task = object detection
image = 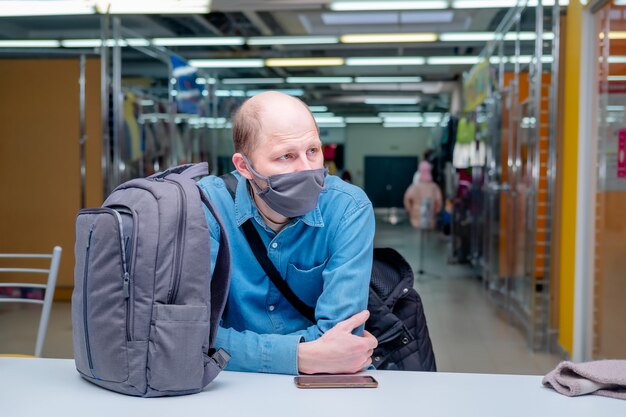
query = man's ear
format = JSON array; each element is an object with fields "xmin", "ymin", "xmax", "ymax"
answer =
[{"xmin": 232, "ymin": 153, "xmax": 253, "ymax": 180}]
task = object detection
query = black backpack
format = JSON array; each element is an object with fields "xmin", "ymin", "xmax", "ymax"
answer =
[{"xmin": 367, "ymin": 248, "xmax": 436, "ymax": 372}]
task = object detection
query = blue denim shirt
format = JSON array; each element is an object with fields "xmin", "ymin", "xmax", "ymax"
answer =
[{"xmin": 198, "ymin": 171, "xmax": 374, "ymax": 375}]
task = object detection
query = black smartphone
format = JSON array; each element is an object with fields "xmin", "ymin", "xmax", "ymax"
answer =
[{"xmin": 294, "ymin": 374, "xmax": 378, "ymax": 389}]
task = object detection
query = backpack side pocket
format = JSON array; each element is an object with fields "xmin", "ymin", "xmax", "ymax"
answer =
[{"xmin": 147, "ymin": 304, "xmax": 209, "ymax": 392}]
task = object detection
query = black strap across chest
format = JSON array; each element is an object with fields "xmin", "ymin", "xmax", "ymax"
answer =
[{"xmin": 221, "ymin": 173, "xmax": 316, "ymax": 322}]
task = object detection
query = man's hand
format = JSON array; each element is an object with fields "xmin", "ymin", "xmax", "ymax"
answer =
[{"xmin": 297, "ymin": 310, "xmax": 378, "ymax": 374}]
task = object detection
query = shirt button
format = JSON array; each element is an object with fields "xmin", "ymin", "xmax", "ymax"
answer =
[
  {"xmin": 268, "ymin": 305, "xmax": 275, "ymax": 312},
  {"xmin": 271, "ymin": 242, "xmax": 278, "ymax": 249}
]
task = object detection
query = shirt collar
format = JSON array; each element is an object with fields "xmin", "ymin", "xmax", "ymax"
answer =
[{"xmin": 231, "ymin": 171, "xmax": 324, "ymax": 229}]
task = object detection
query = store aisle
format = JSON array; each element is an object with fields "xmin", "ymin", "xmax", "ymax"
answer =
[
  {"xmin": 374, "ymin": 218, "xmax": 564, "ymax": 375},
  {"xmin": 1, "ymin": 218, "xmax": 563, "ymax": 375}
]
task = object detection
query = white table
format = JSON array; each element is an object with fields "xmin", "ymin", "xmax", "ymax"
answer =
[{"xmin": 1, "ymin": 358, "xmax": 624, "ymax": 416}]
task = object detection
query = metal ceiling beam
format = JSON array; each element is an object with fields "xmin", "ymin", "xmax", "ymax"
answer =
[{"xmin": 242, "ymin": 11, "xmax": 274, "ymax": 36}]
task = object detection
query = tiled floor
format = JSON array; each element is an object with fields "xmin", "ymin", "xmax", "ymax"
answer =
[{"xmin": 0, "ymin": 217, "xmax": 564, "ymax": 375}]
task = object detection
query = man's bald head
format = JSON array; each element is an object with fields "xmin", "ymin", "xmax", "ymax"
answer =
[{"xmin": 232, "ymin": 91, "xmax": 318, "ymax": 156}]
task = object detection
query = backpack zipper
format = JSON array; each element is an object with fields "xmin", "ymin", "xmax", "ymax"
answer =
[
  {"xmin": 83, "ymin": 223, "xmax": 96, "ymax": 376},
  {"xmin": 165, "ymin": 179, "xmax": 186, "ymax": 304},
  {"xmin": 111, "ymin": 209, "xmax": 132, "ymax": 341},
  {"xmin": 123, "ymin": 235, "xmax": 135, "ymax": 341}
]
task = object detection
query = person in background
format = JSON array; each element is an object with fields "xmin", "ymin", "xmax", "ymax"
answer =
[
  {"xmin": 198, "ymin": 91, "xmax": 377, "ymax": 375},
  {"xmin": 404, "ymin": 160, "xmax": 443, "ymax": 230}
]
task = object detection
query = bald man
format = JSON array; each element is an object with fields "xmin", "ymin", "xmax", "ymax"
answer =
[{"xmin": 198, "ymin": 92, "xmax": 377, "ymax": 375}]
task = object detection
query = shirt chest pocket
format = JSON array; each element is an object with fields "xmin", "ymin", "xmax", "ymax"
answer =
[{"xmin": 285, "ymin": 260, "xmax": 327, "ymax": 308}]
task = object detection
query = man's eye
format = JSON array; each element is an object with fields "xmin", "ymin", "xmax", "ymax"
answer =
[
  {"xmin": 308, "ymin": 148, "xmax": 319, "ymax": 155},
  {"xmin": 278, "ymin": 154, "xmax": 291, "ymax": 160}
]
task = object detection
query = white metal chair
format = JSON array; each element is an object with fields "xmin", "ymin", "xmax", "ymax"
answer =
[{"xmin": 0, "ymin": 246, "xmax": 62, "ymax": 357}]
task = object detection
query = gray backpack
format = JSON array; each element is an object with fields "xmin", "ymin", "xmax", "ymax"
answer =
[{"xmin": 71, "ymin": 163, "xmax": 231, "ymax": 397}]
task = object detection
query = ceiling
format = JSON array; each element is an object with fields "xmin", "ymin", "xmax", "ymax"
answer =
[{"xmin": 0, "ymin": 1, "xmax": 548, "ymax": 118}]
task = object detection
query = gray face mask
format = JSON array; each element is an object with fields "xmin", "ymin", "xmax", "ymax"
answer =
[{"xmin": 243, "ymin": 156, "xmax": 327, "ymax": 218}]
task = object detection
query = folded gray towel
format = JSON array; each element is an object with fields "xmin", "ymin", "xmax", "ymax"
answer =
[{"xmin": 542, "ymin": 360, "xmax": 626, "ymax": 400}]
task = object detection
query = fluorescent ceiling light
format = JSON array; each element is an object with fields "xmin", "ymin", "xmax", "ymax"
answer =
[
  {"xmin": 322, "ymin": 11, "xmax": 453, "ymax": 25},
  {"xmin": 287, "ymin": 77, "xmax": 353, "ymax": 84},
  {"xmin": 341, "ymin": 33, "xmax": 437, "ymax": 43},
  {"xmin": 61, "ymin": 39, "xmax": 104, "ymax": 48},
  {"xmin": 330, "ymin": 1, "xmax": 448, "ymax": 11},
  {"xmin": 607, "ymin": 105, "xmax": 625, "ymax": 111},
  {"xmin": 0, "ymin": 0, "xmax": 212, "ymax": 16},
  {"xmin": 186, "ymin": 117, "xmax": 228, "ymax": 125},
  {"xmin": 403, "ymin": 11, "xmax": 453, "ymax": 23},
  {"xmin": 346, "ymin": 57, "xmax": 426, "ymax": 66},
  {"xmin": 248, "ymin": 36, "xmax": 339, "ymax": 45},
  {"xmin": 322, "ymin": 12, "xmax": 399, "ymax": 25},
  {"xmin": 153, "ymin": 37, "xmax": 244, "ymax": 46},
  {"xmin": 309, "ymin": 106, "xmax": 328, "ymax": 112},
  {"xmin": 0, "ymin": 1, "xmax": 94, "ymax": 16},
  {"xmin": 61, "ymin": 38, "xmax": 147, "ymax": 48},
  {"xmin": 427, "ymin": 56, "xmax": 480, "ymax": 65},
  {"xmin": 265, "ymin": 58, "xmax": 344, "ymax": 67},
  {"xmin": 490, "ymin": 55, "xmax": 553, "ymax": 64},
  {"xmin": 195, "ymin": 77, "xmax": 217, "ymax": 85},
  {"xmin": 318, "ymin": 123, "xmax": 347, "ymax": 128},
  {"xmin": 365, "ymin": 97, "xmax": 420, "ymax": 105},
  {"xmin": 424, "ymin": 112, "xmax": 444, "ymax": 122},
  {"xmin": 341, "ymin": 83, "xmax": 424, "ymax": 91},
  {"xmin": 608, "ymin": 76, "xmax": 626, "ymax": 81},
  {"xmin": 504, "ymin": 32, "xmax": 537, "ymax": 41},
  {"xmin": 187, "ymin": 118, "xmax": 232, "ymax": 128},
  {"xmin": 314, "ymin": 116, "xmax": 345, "ymax": 123},
  {"xmin": 509, "ymin": 55, "xmax": 532, "ymax": 64},
  {"xmin": 189, "ymin": 59, "xmax": 264, "ymax": 68},
  {"xmin": 345, "ymin": 117, "xmax": 382, "ymax": 124},
  {"xmin": 246, "ymin": 89, "xmax": 304, "ymax": 97},
  {"xmin": 452, "ymin": 0, "xmax": 516, "ymax": 8},
  {"xmin": 608, "ymin": 56, "xmax": 626, "ymax": 64},
  {"xmin": 222, "ymin": 78, "xmax": 285, "ymax": 85},
  {"xmin": 528, "ymin": 0, "xmax": 569, "ymax": 5},
  {"xmin": 440, "ymin": 32, "xmax": 496, "ymax": 42},
  {"xmin": 215, "ymin": 90, "xmax": 246, "ymax": 97},
  {"xmin": 355, "ymin": 76, "xmax": 422, "ymax": 83},
  {"xmin": 95, "ymin": 0, "xmax": 211, "ymax": 14},
  {"xmin": 126, "ymin": 38, "xmax": 150, "ymax": 46},
  {"xmin": 383, "ymin": 123, "xmax": 421, "ymax": 128},
  {"xmin": 383, "ymin": 116, "xmax": 424, "ymax": 123},
  {"xmin": 0, "ymin": 40, "xmax": 61, "ymax": 48},
  {"xmin": 311, "ymin": 113, "xmax": 335, "ymax": 117},
  {"xmin": 379, "ymin": 112, "xmax": 423, "ymax": 117}
]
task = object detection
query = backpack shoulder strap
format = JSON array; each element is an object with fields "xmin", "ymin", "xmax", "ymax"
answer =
[
  {"xmin": 221, "ymin": 172, "xmax": 238, "ymax": 200},
  {"xmin": 197, "ymin": 185, "xmax": 231, "ymax": 347},
  {"xmin": 220, "ymin": 173, "xmax": 316, "ymax": 323}
]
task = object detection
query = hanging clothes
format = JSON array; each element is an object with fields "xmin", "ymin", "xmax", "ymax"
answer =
[
  {"xmin": 123, "ymin": 92, "xmax": 142, "ymax": 162},
  {"xmin": 456, "ymin": 116, "xmax": 476, "ymax": 144}
]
